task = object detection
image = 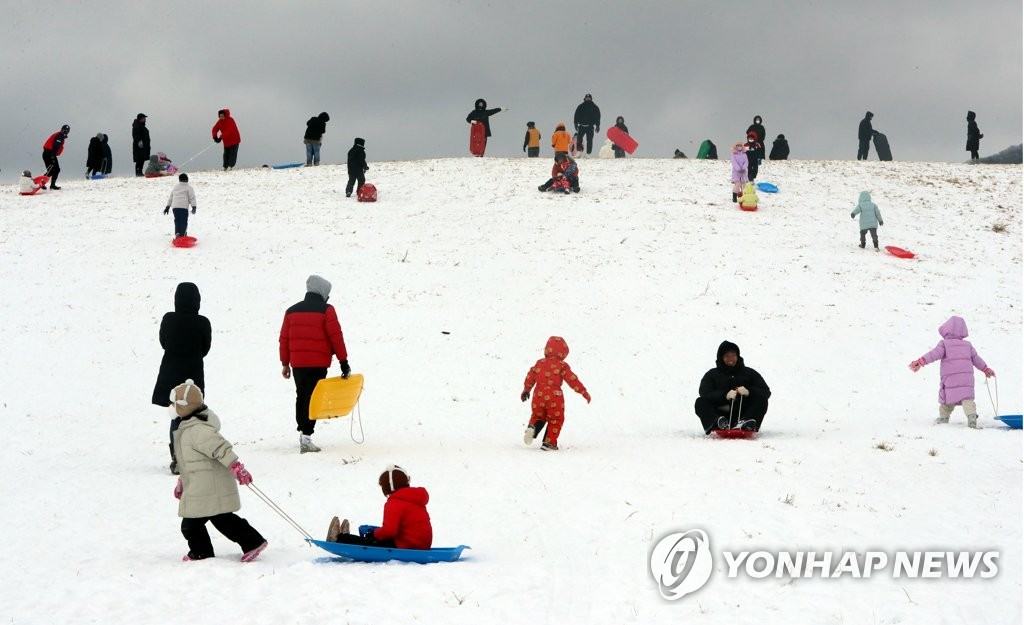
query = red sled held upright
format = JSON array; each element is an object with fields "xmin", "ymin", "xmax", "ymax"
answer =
[
  {"xmin": 357, "ymin": 183, "xmax": 377, "ymax": 202},
  {"xmin": 606, "ymin": 127, "xmax": 638, "ymax": 155},
  {"xmin": 469, "ymin": 122, "xmax": 486, "ymax": 157}
]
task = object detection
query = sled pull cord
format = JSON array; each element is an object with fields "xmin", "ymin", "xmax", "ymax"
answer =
[{"xmin": 246, "ymin": 483, "xmax": 314, "ymax": 541}]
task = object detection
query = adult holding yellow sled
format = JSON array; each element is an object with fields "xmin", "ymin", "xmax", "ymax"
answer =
[{"xmin": 279, "ymin": 275, "xmax": 351, "ymax": 453}]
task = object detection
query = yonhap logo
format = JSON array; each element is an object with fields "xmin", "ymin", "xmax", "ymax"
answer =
[{"xmin": 649, "ymin": 529, "xmax": 714, "ymax": 600}]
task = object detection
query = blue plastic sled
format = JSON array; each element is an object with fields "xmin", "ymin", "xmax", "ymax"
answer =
[
  {"xmin": 996, "ymin": 415, "xmax": 1022, "ymax": 429},
  {"xmin": 272, "ymin": 162, "xmax": 304, "ymax": 169},
  {"xmin": 90, "ymin": 174, "xmax": 108, "ymax": 180},
  {"xmin": 756, "ymin": 182, "xmax": 778, "ymax": 193},
  {"xmin": 306, "ymin": 538, "xmax": 471, "ymax": 563}
]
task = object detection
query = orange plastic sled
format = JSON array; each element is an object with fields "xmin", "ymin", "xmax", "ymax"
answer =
[{"xmin": 309, "ymin": 373, "xmax": 364, "ymax": 420}]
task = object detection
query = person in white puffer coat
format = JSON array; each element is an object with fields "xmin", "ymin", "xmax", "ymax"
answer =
[
  {"xmin": 171, "ymin": 380, "xmax": 267, "ymax": 562},
  {"xmin": 164, "ymin": 173, "xmax": 197, "ymax": 238}
]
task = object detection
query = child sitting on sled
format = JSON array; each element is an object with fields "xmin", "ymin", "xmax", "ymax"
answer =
[
  {"xmin": 18, "ymin": 170, "xmax": 48, "ymax": 195},
  {"xmin": 326, "ymin": 465, "xmax": 433, "ymax": 549},
  {"xmin": 521, "ymin": 336, "xmax": 591, "ymax": 450},
  {"xmin": 909, "ymin": 315, "xmax": 995, "ymax": 429},
  {"xmin": 145, "ymin": 152, "xmax": 176, "ymax": 177},
  {"xmin": 538, "ymin": 154, "xmax": 579, "ymax": 194},
  {"xmin": 739, "ymin": 182, "xmax": 759, "ymax": 210}
]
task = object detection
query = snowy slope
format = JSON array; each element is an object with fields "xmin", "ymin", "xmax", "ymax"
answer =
[{"xmin": 0, "ymin": 157, "xmax": 1021, "ymax": 624}]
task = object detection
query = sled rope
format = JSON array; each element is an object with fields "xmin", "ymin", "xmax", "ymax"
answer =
[
  {"xmin": 985, "ymin": 377, "xmax": 998, "ymax": 417},
  {"xmin": 176, "ymin": 141, "xmax": 217, "ymax": 172},
  {"xmin": 350, "ymin": 396, "xmax": 366, "ymax": 444},
  {"xmin": 727, "ymin": 395, "xmax": 744, "ymax": 430},
  {"xmin": 246, "ymin": 483, "xmax": 313, "ymax": 541}
]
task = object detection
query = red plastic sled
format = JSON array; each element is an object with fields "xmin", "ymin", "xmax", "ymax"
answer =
[
  {"xmin": 172, "ymin": 236, "xmax": 197, "ymax": 248},
  {"xmin": 606, "ymin": 127, "xmax": 638, "ymax": 155},
  {"xmin": 885, "ymin": 246, "xmax": 915, "ymax": 259},
  {"xmin": 469, "ymin": 122, "xmax": 486, "ymax": 156},
  {"xmin": 739, "ymin": 204, "xmax": 758, "ymax": 212},
  {"xmin": 357, "ymin": 183, "xmax": 377, "ymax": 202},
  {"xmin": 712, "ymin": 429, "xmax": 757, "ymax": 439}
]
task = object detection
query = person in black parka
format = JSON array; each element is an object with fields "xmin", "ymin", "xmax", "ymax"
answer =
[
  {"xmin": 152, "ymin": 282, "xmax": 212, "ymax": 474},
  {"xmin": 466, "ymin": 98, "xmax": 506, "ymax": 156},
  {"xmin": 304, "ymin": 112, "xmax": 330, "ymax": 166},
  {"xmin": 694, "ymin": 341, "xmax": 771, "ymax": 434},
  {"xmin": 746, "ymin": 115, "xmax": 766, "ymax": 164},
  {"xmin": 346, "ymin": 137, "xmax": 369, "ymax": 197},
  {"xmin": 100, "ymin": 133, "xmax": 112, "ymax": 174},
  {"xmin": 573, "ymin": 94, "xmax": 601, "ymax": 155},
  {"xmin": 86, "ymin": 134, "xmax": 104, "ymax": 177},
  {"xmin": 132, "ymin": 113, "xmax": 151, "ymax": 176},
  {"xmin": 857, "ymin": 111, "xmax": 874, "ymax": 160},
  {"xmin": 768, "ymin": 134, "xmax": 790, "ymax": 160},
  {"xmin": 966, "ymin": 111, "xmax": 982, "ymax": 161}
]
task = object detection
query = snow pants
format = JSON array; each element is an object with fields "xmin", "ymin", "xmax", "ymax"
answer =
[
  {"xmin": 172, "ymin": 208, "xmax": 189, "ymax": 237},
  {"xmin": 346, "ymin": 172, "xmax": 365, "ymax": 196},
  {"xmin": 577, "ymin": 125, "xmax": 595, "ymax": 154},
  {"xmin": 42, "ymin": 150, "xmax": 60, "ymax": 187},
  {"xmin": 293, "ymin": 367, "xmax": 328, "ymax": 436},
  {"xmin": 530, "ymin": 394, "xmax": 567, "ymax": 446},
  {"xmin": 859, "ymin": 228, "xmax": 878, "ymax": 249},
  {"xmin": 694, "ymin": 395, "xmax": 768, "ymax": 434},
  {"xmin": 181, "ymin": 513, "xmax": 265, "ymax": 559},
  {"xmin": 222, "ymin": 144, "xmax": 239, "ymax": 169}
]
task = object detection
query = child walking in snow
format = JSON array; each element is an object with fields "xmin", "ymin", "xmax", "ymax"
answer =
[
  {"xmin": 325, "ymin": 465, "xmax": 432, "ymax": 549},
  {"xmin": 521, "ymin": 336, "xmax": 591, "ymax": 450},
  {"xmin": 171, "ymin": 380, "xmax": 268, "ymax": 561},
  {"xmin": 164, "ymin": 173, "xmax": 197, "ymax": 238},
  {"xmin": 851, "ymin": 191, "xmax": 883, "ymax": 250},
  {"xmin": 730, "ymin": 142, "xmax": 748, "ymax": 202},
  {"xmin": 909, "ymin": 315, "xmax": 995, "ymax": 429}
]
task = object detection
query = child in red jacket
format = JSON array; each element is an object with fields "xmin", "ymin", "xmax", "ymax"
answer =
[
  {"xmin": 521, "ymin": 336, "xmax": 591, "ymax": 450},
  {"xmin": 326, "ymin": 465, "xmax": 432, "ymax": 549}
]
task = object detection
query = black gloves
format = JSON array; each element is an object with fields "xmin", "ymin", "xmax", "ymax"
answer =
[
  {"xmin": 340, "ymin": 360, "xmax": 351, "ymax": 379},
  {"xmin": 163, "ymin": 206, "xmax": 170, "ymax": 215},
  {"xmin": 213, "ymin": 136, "xmax": 222, "ymax": 143},
  {"xmin": 191, "ymin": 207, "xmax": 197, "ymax": 215},
  {"xmin": 520, "ymin": 390, "xmax": 530, "ymax": 402}
]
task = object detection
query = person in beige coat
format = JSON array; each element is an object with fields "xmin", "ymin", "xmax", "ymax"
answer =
[{"xmin": 171, "ymin": 380, "xmax": 267, "ymax": 562}]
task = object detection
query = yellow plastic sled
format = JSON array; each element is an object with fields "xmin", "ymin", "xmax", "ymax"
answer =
[{"xmin": 309, "ymin": 374, "xmax": 364, "ymax": 420}]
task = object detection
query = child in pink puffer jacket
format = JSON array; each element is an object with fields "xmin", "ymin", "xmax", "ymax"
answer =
[{"xmin": 909, "ymin": 315, "xmax": 995, "ymax": 429}]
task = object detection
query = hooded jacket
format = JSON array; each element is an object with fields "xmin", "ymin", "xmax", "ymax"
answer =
[
  {"xmin": 100, "ymin": 134, "xmax": 112, "ymax": 173},
  {"xmin": 304, "ymin": 112, "xmax": 330, "ymax": 143},
  {"xmin": 966, "ymin": 111, "xmax": 981, "ymax": 151},
  {"xmin": 730, "ymin": 145, "xmax": 749, "ymax": 183},
  {"xmin": 347, "ymin": 140, "xmax": 368, "ymax": 176},
  {"xmin": 132, "ymin": 118, "xmax": 151, "ymax": 162},
  {"xmin": 371, "ymin": 486, "xmax": 433, "ymax": 549},
  {"xmin": 697, "ymin": 341, "xmax": 771, "ymax": 406},
  {"xmin": 152, "ymin": 283, "xmax": 212, "ymax": 406},
  {"xmin": 279, "ymin": 276, "xmax": 349, "ymax": 368},
  {"xmin": 858, "ymin": 113, "xmax": 874, "ymax": 141},
  {"xmin": 212, "ymin": 109, "xmax": 241, "ymax": 147},
  {"xmin": 851, "ymin": 191, "xmax": 882, "ymax": 229},
  {"xmin": 173, "ymin": 408, "xmax": 242, "ymax": 518},
  {"xmin": 919, "ymin": 316, "xmax": 989, "ymax": 404},
  {"xmin": 523, "ymin": 336, "xmax": 589, "ymax": 403},
  {"xmin": 768, "ymin": 135, "xmax": 789, "ymax": 160},
  {"xmin": 551, "ymin": 124, "xmax": 572, "ymax": 152},
  {"xmin": 466, "ymin": 98, "xmax": 502, "ymax": 137},
  {"xmin": 86, "ymin": 135, "xmax": 104, "ymax": 172}
]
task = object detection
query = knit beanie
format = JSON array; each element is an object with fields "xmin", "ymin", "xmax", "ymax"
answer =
[{"xmin": 170, "ymin": 379, "xmax": 204, "ymax": 417}]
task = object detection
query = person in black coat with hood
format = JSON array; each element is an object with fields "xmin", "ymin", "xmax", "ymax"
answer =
[
  {"xmin": 768, "ymin": 134, "xmax": 790, "ymax": 160},
  {"xmin": 100, "ymin": 133, "xmax": 112, "ymax": 174},
  {"xmin": 466, "ymin": 98, "xmax": 506, "ymax": 156},
  {"xmin": 152, "ymin": 282, "xmax": 212, "ymax": 474},
  {"xmin": 746, "ymin": 115, "xmax": 766, "ymax": 164},
  {"xmin": 304, "ymin": 112, "xmax": 330, "ymax": 166},
  {"xmin": 857, "ymin": 112, "xmax": 874, "ymax": 160},
  {"xmin": 573, "ymin": 94, "xmax": 601, "ymax": 155},
  {"xmin": 965, "ymin": 111, "xmax": 983, "ymax": 161},
  {"xmin": 86, "ymin": 134, "xmax": 104, "ymax": 177},
  {"xmin": 346, "ymin": 138, "xmax": 368, "ymax": 197},
  {"xmin": 694, "ymin": 340, "xmax": 771, "ymax": 434},
  {"xmin": 132, "ymin": 113, "xmax": 151, "ymax": 176}
]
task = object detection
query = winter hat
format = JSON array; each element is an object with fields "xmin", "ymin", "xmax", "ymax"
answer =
[
  {"xmin": 475, "ymin": 98, "xmax": 487, "ymax": 109},
  {"xmin": 526, "ymin": 121, "xmax": 535, "ymax": 128},
  {"xmin": 746, "ymin": 131, "xmax": 757, "ymax": 141},
  {"xmin": 318, "ymin": 112, "xmax": 330, "ymax": 122},
  {"xmin": 61, "ymin": 124, "xmax": 70, "ymax": 134},
  {"xmin": 865, "ymin": 111, "xmax": 873, "ymax": 119},
  {"xmin": 306, "ymin": 274, "xmax": 332, "ymax": 300},
  {"xmin": 22, "ymin": 170, "xmax": 31, "ymax": 177},
  {"xmin": 378, "ymin": 465, "xmax": 411, "ymax": 495},
  {"xmin": 556, "ymin": 122, "xmax": 566, "ymax": 130},
  {"xmin": 170, "ymin": 379, "xmax": 204, "ymax": 417},
  {"xmin": 584, "ymin": 94, "xmax": 593, "ymax": 101},
  {"xmin": 776, "ymin": 134, "xmax": 786, "ymax": 140},
  {"xmin": 95, "ymin": 133, "xmax": 104, "ymax": 140},
  {"xmin": 136, "ymin": 113, "xmax": 147, "ymax": 120},
  {"xmin": 354, "ymin": 138, "xmax": 365, "ymax": 146},
  {"xmin": 178, "ymin": 173, "xmax": 189, "ymax": 182}
]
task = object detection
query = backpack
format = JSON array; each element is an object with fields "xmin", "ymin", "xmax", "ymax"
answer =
[{"xmin": 357, "ymin": 183, "xmax": 377, "ymax": 202}]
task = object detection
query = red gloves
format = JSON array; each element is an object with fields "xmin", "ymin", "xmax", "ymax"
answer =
[
  {"xmin": 174, "ymin": 478, "xmax": 183, "ymax": 500},
  {"xmin": 984, "ymin": 368, "xmax": 996, "ymax": 378},
  {"xmin": 909, "ymin": 358, "xmax": 926, "ymax": 372},
  {"xmin": 231, "ymin": 461, "xmax": 253, "ymax": 486}
]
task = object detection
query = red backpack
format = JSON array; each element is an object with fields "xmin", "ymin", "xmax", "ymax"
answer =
[{"xmin": 357, "ymin": 183, "xmax": 377, "ymax": 202}]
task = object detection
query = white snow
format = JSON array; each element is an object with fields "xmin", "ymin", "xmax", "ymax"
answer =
[{"xmin": 1, "ymin": 157, "xmax": 1021, "ymax": 624}]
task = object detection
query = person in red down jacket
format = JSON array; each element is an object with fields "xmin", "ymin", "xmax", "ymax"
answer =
[
  {"xmin": 325, "ymin": 465, "xmax": 433, "ymax": 550},
  {"xmin": 279, "ymin": 274, "xmax": 351, "ymax": 453},
  {"xmin": 211, "ymin": 108, "xmax": 241, "ymax": 170},
  {"xmin": 520, "ymin": 336, "xmax": 591, "ymax": 450}
]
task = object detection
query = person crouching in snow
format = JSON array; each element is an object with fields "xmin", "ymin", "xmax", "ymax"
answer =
[
  {"xmin": 521, "ymin": 336, "xmax": 591, "ymax": 450},
  {"xmin": 851, "ymin": 191, "xmax": 883, "ymax": 250},
  {"xmin": 730, "ymin": 142, "xmax": 748, "ymax": 203},
  {"xmin": 164, "ymin": 173, "xmax": 197, "ymax": 238},
  {"xmin": 909, "ymin": 315, "xmax": 994, "ymax": 429},
  {"xmin": 694, "ymin": 341, "xmax": 771, "ymax": 434},
  {"xmin": 326, "ymin": 465, "xmax": 433, "ymax": 549},
  {"xmin": 171, "ymin": 380, "xmax": 268, "ymax": 562}
]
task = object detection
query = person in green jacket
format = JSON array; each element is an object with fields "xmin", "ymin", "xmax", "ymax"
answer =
[
  {"xmin": 851, "ymin": 191, "xmax": 883, "ymax": 251},
  {"xmin": 171, "ymin": 380, "xmax": 268, "ymax": 562}
]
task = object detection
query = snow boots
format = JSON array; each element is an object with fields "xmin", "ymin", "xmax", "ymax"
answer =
[
  {"xmin": 240, "ymin": 540, "xmax": 269, "ymax": 563},
  {"xmin": 541, "ymin": 442, "xmax": 558, "ymax": 451},
  {"xmin": 523, "ymin": 425, "xmax": 536, "ymax": 445},
  {"xmin": 967, "ymin": 414, "xmax": 980, "ymax": 429},
  {"xmin": 327, "ymin": 516, "xmax": 350, "ymax": 542},
  {"xmin": 300, "ymin": 434, "xmax": 321, "ymax": 454}
]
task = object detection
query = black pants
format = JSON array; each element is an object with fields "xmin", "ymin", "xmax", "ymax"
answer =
[
  {"xmin": 614, "ymin": 147, "xmax": 625, "ymax": 158},
  {"xmin": 293, "ymin": 367, "xmax": 328, "ymax": 435},
  {"xmin": 694, "ymin": 395, "xmax": 768, "ymax": 434},
  {"xmin": 859, "ymin": 228, "xmax": 878, "ymax": 248},
  {"xmin": 969, "ymin": 149, "xmax": 979, "ymax": 160},
  {"xmin": 346, "ymin": 172, "xmax": 365, "ymax": 196},
  {"xmin": 135, "ymin": 159, "xmax": 146, "ymax": 176},
  {"xmin": 747, "ymin": 159, "xmax": 759, "ymax": 181},
  {"xmin": 577, "ymin": 125, "xmax": 595, "ymax": 154},
  {"xmin": 223, "ymin": 144, "xmax": 239, "ymax": 169},
  {"xmin": 42, "ymin": 150, "xmax": 60, "ymax": 186},
  {"xmin": 527, "ymin": 147, "xmax": 539, "ymax": 157},
  {"xmin": 172, "ymin": 208, "xmax": 189, "ymax": 237},
  {"xmin": 331, "ymin": 533, "xmax": 396, "ymax": 548},
  {"xmin": 181, "ymin": 513, "xmax": 265, "ymax": 558},
  {"xmin": 857, "ymin": 139, "xmax": 870, "ymax": 160}
]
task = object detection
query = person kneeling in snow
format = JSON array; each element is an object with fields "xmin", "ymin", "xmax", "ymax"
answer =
[
  {"xmin": 326, "ymin": 465, "xmax": 433, "ymax": 549},
  {"xmin": 171, "ymin": 380, "xmax": 268, "ymax": 562},
  {"xmin": 694, "ymin": 341, "xmax": 771, "ymax": 434}
]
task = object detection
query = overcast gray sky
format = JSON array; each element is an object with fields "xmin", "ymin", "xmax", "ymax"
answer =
[{"xmin": 1, "ymin": 1, "xmax": 1021, "ymax": 182}]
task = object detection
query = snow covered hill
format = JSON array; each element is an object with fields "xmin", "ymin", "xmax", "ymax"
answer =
[{"xmin": 1, "ymin": 157, "xmax": 1021, "ymax": 624}]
